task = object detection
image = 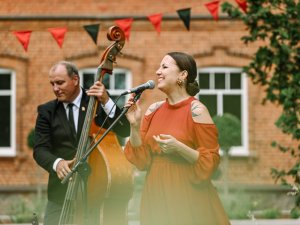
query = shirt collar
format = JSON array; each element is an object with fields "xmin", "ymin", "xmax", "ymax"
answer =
[{"xmin": 63, "ymin": 88, "xmax": 83, "ymax": 110}]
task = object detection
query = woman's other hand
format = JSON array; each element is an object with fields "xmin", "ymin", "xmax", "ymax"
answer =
[{"xmin": 153, "ymin": 134, "xmax": 180, "ymax": 154}]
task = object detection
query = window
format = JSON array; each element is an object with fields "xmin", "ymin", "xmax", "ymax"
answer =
[
  {"xmin": 197, "ymin": 67, "xmax": 249, "ymax": 156},
  {"xmin": 79, "ymin": 68, "xmax": 132, "ymax": 145},
  {"xmin": 79, "ymin": 68, "xmax": 132, "ymax": 109},
  {"xmin": 0, "ymin": 69, "xmax": 16, "ymax": 157}
]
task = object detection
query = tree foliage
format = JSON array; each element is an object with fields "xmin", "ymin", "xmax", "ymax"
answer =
[{"xmin": 221, "ymin": 0, "xmax": 300, "ymax": 202}]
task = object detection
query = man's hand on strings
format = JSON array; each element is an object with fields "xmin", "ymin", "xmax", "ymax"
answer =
[
  {"xmin": 56, "ymin": 159, "xmax": 75, "ymax": 180},
  {"xmin": 86, "ymin": 81, "xmax": 109, "ymax": 105}
]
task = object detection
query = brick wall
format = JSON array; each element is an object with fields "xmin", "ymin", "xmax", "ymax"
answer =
[{"xmin": 0, "ymin": 0, "xmax": 297, "ymax": 190}]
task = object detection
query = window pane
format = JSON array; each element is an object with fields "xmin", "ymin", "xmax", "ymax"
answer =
[
  {"xmin": 230, "ymin": 73, "xmax": 241, "ymax": 89},
  {"xmin": 223, "ymin": 95, "xmax": 241, "ymax": 121},
  {"xmin": 83, "ymin": 73, "xmax": 95, "ymax": 89},
  {"xmin": 0, "ymin": 74, "xmax": 11, "ymax": 90},
  {"xmin": 199, "ymin": 73, "xmax": 209, "ymax": 89},
  {"xmin": 115, "ymin": 73, "xmax": 126, "ymax": 89},
  {"xmin": 215, "ymin": 73, "xmax": 225, "ymax": 89},
  {"xmin": 0, "ymin": 96, "xmax": 11, "ymax": 147},
  {"xmin": 223, "ymin": 95, "xmax": 242, "ymax": 145},
  {"xmin": 199, "ymin": 95, "xmax": 217, "ymax": 117}
]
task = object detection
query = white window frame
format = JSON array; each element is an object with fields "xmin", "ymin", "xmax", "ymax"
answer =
[
  {"xmin": 197, "ymin": 67, "xmax": 249, "ymax": 156},
  {"xmin": 79, "ymin": 68, "xmax": 132, "ymax": 93},
  {"xmin": 0, "ymin": 69, "xmax": 16, "ymax": 157},
  {"xmin": 79, "ymin": 67, "xmax": 132, "ymax": 112}
]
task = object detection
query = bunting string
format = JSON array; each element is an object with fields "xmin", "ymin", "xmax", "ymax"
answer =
[{"xmin": 8, "ymin": 1, "xmax": 247, "ymax": 51}]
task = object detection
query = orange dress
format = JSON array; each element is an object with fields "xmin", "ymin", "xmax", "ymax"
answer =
[{"xmin": 124, "ymin": 97, "xmax": 231, "ymax": 225}]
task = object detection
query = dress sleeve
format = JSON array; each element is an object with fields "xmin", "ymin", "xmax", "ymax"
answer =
[
  {"xmin": 124, "ymin": 141, "xmax": 151, "ymax": 171},
  {"xmin": 124, "ymin": 114, "xmax": 153, "ymax": 171},
  {"xmin": 190, "ymin": 123, "xmax": 220, "ymax": 183}
]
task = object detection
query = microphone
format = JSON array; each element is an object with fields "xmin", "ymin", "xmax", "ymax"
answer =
[{"xmin": 121, "ymin": 80, "xmax": 155, "ymax": 95}]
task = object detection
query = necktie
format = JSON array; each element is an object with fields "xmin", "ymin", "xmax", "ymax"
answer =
[{"xmin": 67, "ymin": 103, "xmax": 76, "ymax": 137}]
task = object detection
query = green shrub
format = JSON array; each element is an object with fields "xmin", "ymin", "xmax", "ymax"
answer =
[
  {"xmin": 220, "ymin": 191, "xmax": 257, "ymax": 219},
  {"xmin": 9, "ymin": 195, "xmax": 45, "ymax": 223},
  {"xmin": 290, "ymin": 207, "xmax": 300, "ymax": 219},
  {"xmin": 212, "ymin": 113, "xmax": 241, "ymax": 153},
  {"xmin": 260, "ymin": 208, "xmax": 281, "ymax": 219},
  {"xmin": 27, "ymin": 128, "xmax": 35, "ymax": 149}
]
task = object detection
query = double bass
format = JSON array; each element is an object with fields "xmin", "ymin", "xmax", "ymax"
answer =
[{"xmin": 58, "ymin": 26, "xmax": 134, "ymax": 225}]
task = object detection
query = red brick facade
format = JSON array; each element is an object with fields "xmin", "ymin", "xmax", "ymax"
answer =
[{"xmin": 0, "ymin": 0, "xmax": 296, "ymax": 191}]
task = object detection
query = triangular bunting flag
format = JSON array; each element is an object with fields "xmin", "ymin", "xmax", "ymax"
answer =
[
  {"xmin": 48, "ymin": 27, "xmax": 67, "ymax": 48},
  {"xmin": 115, "ymin": 18, "xmax": 133, "ymax": 41},
  {"xmin": 147, "ymin": 13, "xmax": 163, "ymax": 35},
  {"xmin": 83, "ymin": 24, "xmax": 100, "ymax": 45},
  {"xmin": 176, "ymin": 8, "xmax": 191, "ymax": 31},
  {"xmin": 205, "ymin": 1, "xmax": 220, "ymax": 21},
  {"xmin": 235, "ymin": 0, "xmax": 247, "ymax": 13},
  {"xmin": 13, "ymin": 30, "xmax": 32, "ymax": 51}
]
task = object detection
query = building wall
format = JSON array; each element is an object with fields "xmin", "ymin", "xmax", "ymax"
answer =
[{"xmin": 0, "ymin": 0, "xmax": 296, "ymax": 190}]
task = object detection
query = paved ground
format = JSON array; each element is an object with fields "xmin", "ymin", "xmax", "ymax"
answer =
[
  {"xmin": 230, "ymin": 219, "xmax": 300, "ymax": 225},
  {"xmin": 128, "ymin": 219, "xmax": 300, "ymax": 225},
  {"xmin": 2, "ymin": 219, "xmax": 300, "ymax": 225},
  {"xmin": 127, "ymin": 220, "xmax": 300, "ymax": 225}
]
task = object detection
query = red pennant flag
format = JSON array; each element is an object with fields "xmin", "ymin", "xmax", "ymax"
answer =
[
  {"xmin": 115, "ymin": 18, "xmax": 133, "ymax": 41},
  {"xmin": 205, "ymin": 1, "xmax": 220, "ymax": 21},
  {"xmin": 13, "ymin": 30, "xmax": 32, "ymax": 51},
  {"xmin": 147, "ymin": 13, "xmax": 163, "ymax": 35},
  {"xmin": 48, "ymin": 27, "xmax": 67, "ymax": 48},
  {"xmin": 235, "ymin": 0, "xmax": 247, "ymax": 13}
]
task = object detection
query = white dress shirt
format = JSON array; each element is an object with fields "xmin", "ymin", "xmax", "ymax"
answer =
[{"xmin": 53, "ymin": 89, "xmax": 116, "ymax": 171}]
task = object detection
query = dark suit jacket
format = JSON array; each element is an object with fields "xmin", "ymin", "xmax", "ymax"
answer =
[{"xmin": 33, "ymin": 90, "xmax": 130, "ymax": 204}]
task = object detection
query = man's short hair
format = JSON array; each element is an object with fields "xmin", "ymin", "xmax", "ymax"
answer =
[{"xmin": 50, "ymin": 61, "xmax": 79, "ymax": 78}]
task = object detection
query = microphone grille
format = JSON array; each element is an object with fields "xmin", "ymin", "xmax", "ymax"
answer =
[{"xmin": 147, "ymin": 80, "xmax": 155, "ymax": 89}]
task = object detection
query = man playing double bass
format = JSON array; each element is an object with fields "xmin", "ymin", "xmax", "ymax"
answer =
[{"xmin": 33, "ymin": 61, "xmax": 130, "ymax": 225}]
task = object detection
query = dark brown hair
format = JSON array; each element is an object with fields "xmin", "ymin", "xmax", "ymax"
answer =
[{"xmin": 167, "ymin": 52, "xmax": 200, "ymax": 96}]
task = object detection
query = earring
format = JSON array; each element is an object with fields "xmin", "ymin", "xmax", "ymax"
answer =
[{"xmin": 176, "ymin": 78, "xmax": 184, "ymax": 87}]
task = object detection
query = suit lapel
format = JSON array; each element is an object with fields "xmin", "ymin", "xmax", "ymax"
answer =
[
  {"xmin": 77, "ymin": 90, "xmax": 89, "ymax": 139},
  {"xmin": 55, "ymin": 90, "xmax": 90, "ymax": 143}
]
